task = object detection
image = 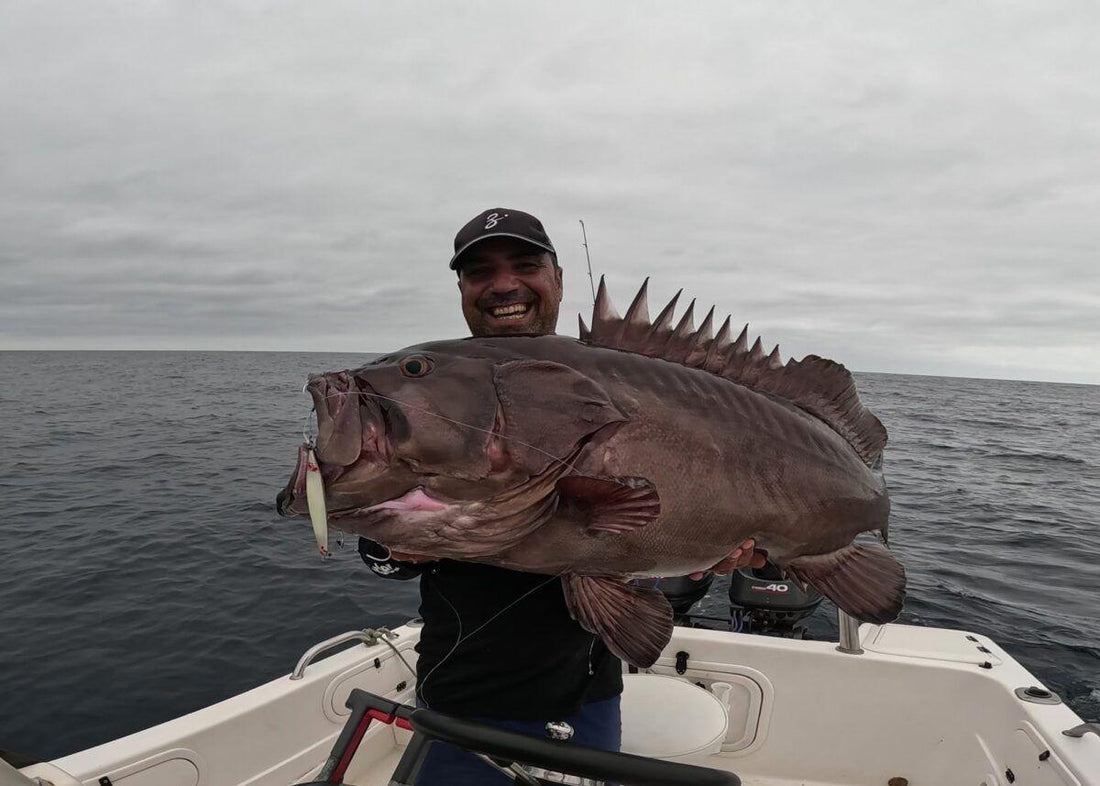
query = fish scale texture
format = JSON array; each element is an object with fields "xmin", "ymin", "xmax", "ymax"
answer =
[
  {"xmin": 288, "ymin": 291, "xmax": 899, "ymax": 665},
  {"xmin": 446, "ymin": 335, "xmax": 892, "ymax": 580},
  {"xmin": 582, "ymin": 277, "xmax": 888, "ymax": 466}
]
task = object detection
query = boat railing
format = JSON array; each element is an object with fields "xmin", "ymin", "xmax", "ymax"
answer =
[
  {"xmin": 836, "ymin": 610, "xmax": 864, "ymax": 654},
  {"xmin": 290, "ymin": 627, "xmax": 401, "ymax": 680}
]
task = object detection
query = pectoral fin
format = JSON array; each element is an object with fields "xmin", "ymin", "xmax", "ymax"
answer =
[
  {"xmin": 787, "ymin": 543, "xmax": 906, "ymax": 624},
  {"xmin": 556, "ymin": 475, "xmax": 660, "ymax": 534},
  {"xmin": 561, "ymin": 574, "xmax": 673, "ymax": 668}
]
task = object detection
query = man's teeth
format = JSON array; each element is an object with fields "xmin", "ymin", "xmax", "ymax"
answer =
[{"xmin": 489, "ymin": 303, "xmax": 531, "ymax": 319}]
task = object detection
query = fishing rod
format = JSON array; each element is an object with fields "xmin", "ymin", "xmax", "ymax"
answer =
[{"xmin": 578, "ymin": 219, "xmax": 597, "ymax": 306}]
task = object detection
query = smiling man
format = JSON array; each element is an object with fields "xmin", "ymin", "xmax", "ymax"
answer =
[
  {"xmin": 360, "ymin": 208, "xmax": 760, "ymax": 785},
  {"xmin": 450, "ymin": 208, "xmax": 563, "ymax": 336}
]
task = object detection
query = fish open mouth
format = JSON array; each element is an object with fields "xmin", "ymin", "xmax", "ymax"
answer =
[
  {"xmin": 277, "ymin": 442, "xmax": 431, "ymax": 525},
  {"xmin": 275, "ymin": 444, "xmax": 311, "ymax": 516},
  {"xmin": 275, "ymin": 372, "xmax": 395, "ymax": 517}
]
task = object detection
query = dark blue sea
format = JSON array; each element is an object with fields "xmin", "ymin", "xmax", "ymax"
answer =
[{"xmin": 1, "ymin": 351, "xmax": 1097, "ymax": 759}]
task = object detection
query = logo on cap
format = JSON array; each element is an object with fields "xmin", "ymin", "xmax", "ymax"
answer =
[{"xmin": 450, "ymin": 207, "xmax": 554, "ymax": 270}]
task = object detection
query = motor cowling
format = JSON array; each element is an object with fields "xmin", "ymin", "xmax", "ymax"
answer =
[
  {"xmin": 728, "ymin": 561, "xmax": 823, "ymax": 637},
  {"xmin": 635, "ymin": 574, "xmax": 716, "ymax": 617}
]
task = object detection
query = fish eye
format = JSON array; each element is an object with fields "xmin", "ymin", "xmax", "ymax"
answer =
[{"xmin": 399, "ymin": 355, "xmax": 433, "ymax": 378}]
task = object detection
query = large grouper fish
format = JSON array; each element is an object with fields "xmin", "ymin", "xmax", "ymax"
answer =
[{"xmin": 277, "ymin": 278, "xmax": 904, "ymax": 667}]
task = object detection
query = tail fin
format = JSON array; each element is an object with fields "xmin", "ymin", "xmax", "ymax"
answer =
[{"xmin": 787, "ymin": 544, "xmax": 905, "ymax": 623}]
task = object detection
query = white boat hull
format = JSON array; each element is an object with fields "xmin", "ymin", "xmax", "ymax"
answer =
[{"xmin": 19, "ymin": 621, "xmax": 1100, "ymax": 786}]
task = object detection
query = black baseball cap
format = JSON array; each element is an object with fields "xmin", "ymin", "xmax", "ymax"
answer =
[{"xmin": 449, "ymin": 207, "xmax": 556, "ymax": 270}]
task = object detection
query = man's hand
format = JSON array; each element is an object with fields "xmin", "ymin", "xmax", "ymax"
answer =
[{"xmin": 688, "ymin": 539, "xmax": 766, "ymax": 580}]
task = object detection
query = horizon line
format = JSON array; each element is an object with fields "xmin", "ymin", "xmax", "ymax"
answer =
[{"xmin": 1, "ymin": 347, "xmax": 1096, "ymax": 388}]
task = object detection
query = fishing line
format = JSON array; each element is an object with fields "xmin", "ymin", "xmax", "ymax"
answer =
[
  {"xmin": 380, "ymin": 636, "xmax": 418, "ymax": 681},
  {"xmin": 300, "ymin": 406, "xmax": 316, "ymax": 448},
  {"xmin": 416, "ymin": 568, "xmax": 569, "ymax": 709}
]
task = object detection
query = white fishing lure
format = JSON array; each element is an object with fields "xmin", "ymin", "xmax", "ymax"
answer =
[{"xmin": 304, "ymin": 448, "xmax": 329, "ymax": 557}]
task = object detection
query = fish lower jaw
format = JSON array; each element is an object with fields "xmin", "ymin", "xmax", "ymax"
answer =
[
  {"xmin": 371, "ymin": 487, "xmax": 449, "ymax": 512},
  {"xmin": 331, "ymin": 487, "xmax": 452, "ymax": 520}
]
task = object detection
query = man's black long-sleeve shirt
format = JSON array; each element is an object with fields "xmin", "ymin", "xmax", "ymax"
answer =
[{"xmin": 359, "ymin": 539, "xmax": 623, "ymax": 719}]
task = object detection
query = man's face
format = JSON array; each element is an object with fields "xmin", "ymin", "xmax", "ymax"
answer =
[{"xmin": 456, "ymin": 237, "xmax": 564, "ymax": 337}]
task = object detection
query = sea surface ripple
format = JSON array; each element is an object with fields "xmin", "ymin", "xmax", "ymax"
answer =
[{"xmin": 0, "ymin": 351, "xmax": 1097, "ymax": 759}]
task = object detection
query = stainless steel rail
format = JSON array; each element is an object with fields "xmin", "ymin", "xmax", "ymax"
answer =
[
  {"xmin": 836, "ymin": 609, "xmax": 864, "ymax": 654},
  {"xmin": 290, "ymin": 628, "xmax": 399, "ymax": 680}
]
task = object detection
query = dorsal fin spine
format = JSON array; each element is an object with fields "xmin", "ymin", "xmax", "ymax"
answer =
[
  {"xmin": 652, "ymin": 290, "xmax": 681, "ymax": 332},
  {"xmin": 664, "ymin": 299, "xmax": 697, "ymax": 362},
  {"xmin": 617, "ymin": 279, "xmax": 652, "ymax": 349},
  {"xmin": 623, "ymin": 279, "xmax": 650, "ymax": 327},
  {"xmin": 703, "ymin": 317, "xmax": 733, "ymax": 372},
  {"xmin": 685, "ymin": 307, "xmax": 715, "ymax": 366},
  {"xmin": 694, "ymin": 307, "xmax": 715, "ymax": 343},
  {"xmin": 582, "ymin": 280, "xmax": 888, "ymax": 466},
  {"xmin": 591, "ymin": 276, "xmax": 620, "ymax": 341},
  {"xmin": 672, "ymin": 300, "xmax": 695, "ymax": 338},
  {"xmin": 732, "ymin": 324, "xmax": 749, "ymax": 354},
  {"xmin": 642, "ymin": 290, "xmax": 682, "ymax": 355}
]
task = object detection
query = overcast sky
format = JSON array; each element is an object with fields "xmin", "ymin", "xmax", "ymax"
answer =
[{"xmin": 2, "ymin": 2, "xmax": 1098, "ymax": 383}]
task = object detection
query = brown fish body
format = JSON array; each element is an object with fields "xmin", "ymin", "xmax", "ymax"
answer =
[
  {"xmin": 466, "ymin": 337, "xmax": 889, "ymax": 578},
  {"xmin": 278, "ymin": 280, "xmax": 904, "ymax": 667}
]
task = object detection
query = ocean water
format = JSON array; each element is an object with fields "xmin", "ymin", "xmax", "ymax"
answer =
[{"xmin": 0, "ymin": 351, "xmax": 1097, "ymax": 760}]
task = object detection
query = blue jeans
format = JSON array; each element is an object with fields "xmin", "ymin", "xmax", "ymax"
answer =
[{"xmin": 413, "ymin": 696, "xmax": 622, "ymax": 785}]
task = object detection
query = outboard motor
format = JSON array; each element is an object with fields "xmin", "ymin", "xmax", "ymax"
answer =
[
  {"xmin": 728, "ymin": 560, "xmax": 823, "ymax": 638},
  {"xmin": 635, "ymin": 574, "xmax": 715, "ymax": 617}
]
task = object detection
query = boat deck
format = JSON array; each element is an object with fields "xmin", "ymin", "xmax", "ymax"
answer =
[{"xmin": 29, "ymin": 622, "xmax": 1100, "ymax": 786}]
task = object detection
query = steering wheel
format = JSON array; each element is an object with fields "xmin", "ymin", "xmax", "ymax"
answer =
[{"xmin": 297, "ymin": 688, "xmax": 740, "ymax": 786}]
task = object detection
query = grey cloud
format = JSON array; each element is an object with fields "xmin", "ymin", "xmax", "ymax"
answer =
[{"xmin": 1, "ymin": 1, "xmax": 1098, "ymax": 381}]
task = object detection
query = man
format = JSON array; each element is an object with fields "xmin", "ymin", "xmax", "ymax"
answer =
[{"xmin": 359, "ymin": 208, "xmax": 762, "ymax": 784}]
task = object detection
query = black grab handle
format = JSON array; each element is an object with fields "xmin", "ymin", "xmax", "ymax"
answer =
[
  {"xmin": 307, "ymin": 689, "xmax": 741, "ymax": 786},
  {"xmin": 408, "ymin": 704, "xmax": 741, "ymax": 786}
]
